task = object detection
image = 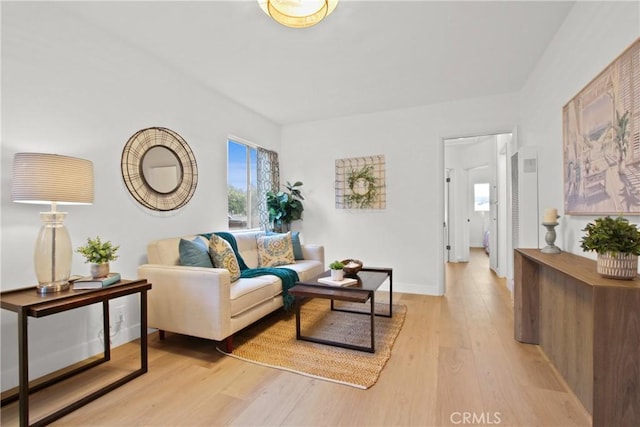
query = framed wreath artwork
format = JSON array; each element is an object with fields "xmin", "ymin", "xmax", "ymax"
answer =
[{"xmin": 335, "ymin": 155, "xmax": 386, "ymax": 209}]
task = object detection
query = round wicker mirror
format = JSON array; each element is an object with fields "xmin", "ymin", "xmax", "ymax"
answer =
[{"xmin": 121, "ymin": 127, "xmax": 197, "ymax": 211}]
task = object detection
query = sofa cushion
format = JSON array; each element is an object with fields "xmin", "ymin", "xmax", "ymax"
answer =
[
  {"xmin": 229, "ymin": 276, "xmax": 281, "ymax": 317},
  {"xmin": 290, "ymin": 231, "xmax": 304, "ymax": 260},
  {"xmin": 234, "ymin": 231, "xmax": 261, "ymax": 269},
  {"xmin": 279, "ymin": 260, "xmax": 323, "ymax": 282},
  {"xmin": 257, "ymin": 232, "xmax": 295, "ymax": 267},
  {"xmin": 267, "ymin": 231, "xmax": 304, "ymax": 260},
  {"xmin": 179, "ymin": 237, "xmax": 213, "ymax": 268},
  {"xmin": 209, "ymin": 234, "xmax": 241, "ymax": 282}
]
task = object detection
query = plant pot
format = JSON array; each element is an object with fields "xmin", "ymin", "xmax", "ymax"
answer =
[
  {"xmin": 90, "ymin": 262, "xmax": 110, "ymax": 279},
  {"xmin": 597, "ymin": 252, "xmax": 637, "ymax": 280},
  {"xmin": 272, "ymin": 220, "xmax": 290, "ymax": 233},
  {"xmin": 331, "ymin": 269, "xmax": 344, "ymax": 281}
]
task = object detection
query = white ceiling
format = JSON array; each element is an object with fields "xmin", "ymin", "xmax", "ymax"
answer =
[{"xmin": 56, "ymin": 0, "xmax": 575, "ymax": 125}]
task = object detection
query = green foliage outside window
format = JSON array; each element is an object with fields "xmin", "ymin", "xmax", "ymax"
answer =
[{"xmin": 228, "ymin": 185, "xmax": 247, "ymax": 215}]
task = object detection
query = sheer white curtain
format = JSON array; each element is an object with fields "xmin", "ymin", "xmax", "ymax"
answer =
[{"xmin": 257, "ymin": 148, "xmax": 280, "ymax": 230}]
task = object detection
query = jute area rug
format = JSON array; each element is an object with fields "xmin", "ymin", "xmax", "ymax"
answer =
[{"xmin": 218, "ymin": 299, "xmax": 406, "ymax": 389}]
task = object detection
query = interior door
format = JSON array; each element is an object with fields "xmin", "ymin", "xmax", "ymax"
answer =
[
  {"xmin": 460, "ymin": 168, "xmax": 470, "ymax": 262},
  {"xmin": 444, "ymin": 169, "xmax": 451, "ymax": 262},
  {"xmin": 489, "ymin": 182, "xmax": 498, "ymax": 272}
]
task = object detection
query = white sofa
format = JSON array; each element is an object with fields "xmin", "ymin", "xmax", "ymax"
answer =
[{"xmin": 138, "ymin": 230, "xmax": 324, "ymax": 351}]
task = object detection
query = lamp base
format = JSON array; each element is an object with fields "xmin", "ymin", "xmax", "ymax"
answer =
[
  {"xmin": 37, "ymin": 281, "xmax": 71, "ymax": 294},
  {"xmin": 34, "ymin": 210, "xmax": 72, "ymax": 293}
]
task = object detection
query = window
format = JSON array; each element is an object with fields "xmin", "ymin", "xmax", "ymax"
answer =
[
  {"xmin": 228, "ymin": 139, "xmax": 259, "ymax": 229},
  {"xmin": 474, "ymin": 183, "xmax": 490, "ymax": 212}
]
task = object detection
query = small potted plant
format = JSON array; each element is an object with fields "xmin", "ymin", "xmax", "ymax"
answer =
[
  {"xmin": 329, "ymin": 260, "xmax": 345, "ymax": 281},
  {"xmin": 580, "ymin": 216, "xmax": 640, "ymax": 279},
  {"xmin": 76, "ymin": 236, "xmax": 120, "ymax": 278}
]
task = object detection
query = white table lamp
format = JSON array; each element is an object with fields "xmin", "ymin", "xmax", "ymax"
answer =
[{"xmin": 12, "ymin": 153, "xmax": 94, "ymax": 294}]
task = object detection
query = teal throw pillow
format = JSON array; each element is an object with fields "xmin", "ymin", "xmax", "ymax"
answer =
[
  {"xmin": 179, "ymin": 237, "xmax": 214, "ymax": 268},
  {"xmin": 267, "ymin": 231, "xmax": 304, "ymax": 260}
]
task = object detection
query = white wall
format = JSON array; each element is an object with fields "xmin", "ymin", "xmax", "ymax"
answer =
[
  {"xmin": 281, "ymin": 1, "xmax": 640, "ymax": 297},
  {"xmin": 1, "ymin": 3, "xmax": 280, "ymax": 391},
  {"xmin": 281, "ymin": 93, "xmax": 519, "ymax": 296},
  {"xmin": 519, "ymin": 1, "xmax": 640, "ymax": 258}
]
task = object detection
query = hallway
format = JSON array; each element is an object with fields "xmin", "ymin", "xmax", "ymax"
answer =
[{"xmin": 439, "ymin": 247, "xmax": 590, "ymax": 425}]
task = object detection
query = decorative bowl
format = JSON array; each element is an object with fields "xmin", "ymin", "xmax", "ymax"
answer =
[{"xmin": 341, "ymin": 259, "xmax": 363, "ymax": 276}]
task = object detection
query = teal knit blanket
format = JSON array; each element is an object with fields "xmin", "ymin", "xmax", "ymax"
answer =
[
  {"xmin": 239, "ymin": 267, "xmax": 299, "ymax": 311},
  {"xmin": 201, "ymin": 232, "xmax": 299, "ymax": 311}
]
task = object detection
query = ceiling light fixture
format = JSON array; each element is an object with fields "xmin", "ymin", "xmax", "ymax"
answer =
[{"xmin": 258, "ymin": 0, "xmax": 339, "ymax": 28}]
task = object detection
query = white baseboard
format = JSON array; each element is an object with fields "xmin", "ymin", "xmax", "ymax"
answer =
[{"xmin": 378, "ymin": 280, "xmax": 442, "ymax": 296}]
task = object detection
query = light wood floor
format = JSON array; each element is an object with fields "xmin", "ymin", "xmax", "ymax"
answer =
[{"xmin": 1, "ymin": 249, "xmax": 592, "ymax": 426}]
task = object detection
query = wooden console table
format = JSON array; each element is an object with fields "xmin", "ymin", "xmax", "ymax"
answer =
[
  {"xmin": 0, "ymin": 279, "xmax": 151, "ymax": 427},
  {"xmin": 514, "ymin": 249, "xmax": 640, "ymax": 427}
]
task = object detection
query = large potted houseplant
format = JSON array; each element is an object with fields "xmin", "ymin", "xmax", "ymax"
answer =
[
  {"xmin": 266, "ymin": 181, "xmax": 304, "ymax": 232},
  {"xmin": 76, "ymin": 236, "xmax": 120, "ymax": 278},
  {"xmin": 580, "ymin": 216, "xmax": 640, "ymax": 279}
]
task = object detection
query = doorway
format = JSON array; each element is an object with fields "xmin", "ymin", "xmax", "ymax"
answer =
[{"xmin": 443, "ymin": 133, "xmax": 512, "ymax": 287}]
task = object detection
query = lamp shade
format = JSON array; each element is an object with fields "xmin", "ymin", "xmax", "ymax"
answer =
[
  {"xmin": 258, "ymin": 0, "xmax": 339, "ymax": 28},
  {"xmin": 12, "ymin": 153, "xmax": 94, "ymax": 205}
]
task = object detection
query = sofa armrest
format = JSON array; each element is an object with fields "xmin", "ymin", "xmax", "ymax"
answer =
[
  {"xmin": 302, "ymin": 244, "xmax": 325, "ymax": 266},
  {"xmin": 137, "ymin": 264, "xmax": 232, "ymax": 341}
]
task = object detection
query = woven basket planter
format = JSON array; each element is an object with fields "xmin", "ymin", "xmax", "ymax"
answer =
[{"xmin": 597, "ymin": 252, "xmax": 638, "ymax": 280}]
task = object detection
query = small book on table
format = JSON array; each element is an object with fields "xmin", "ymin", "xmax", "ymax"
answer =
[
  {"xmin": 317, "ymin": 277, "xmax": 358, "ymax": 287},
  {"xmin": 72, "ymin": 273, "xmax": 121, "ymax": 290}
]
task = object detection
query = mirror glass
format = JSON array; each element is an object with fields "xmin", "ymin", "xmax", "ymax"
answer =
[{"xmin": 141, "ymin": 146, "xmax": 182, "ymax": 193}]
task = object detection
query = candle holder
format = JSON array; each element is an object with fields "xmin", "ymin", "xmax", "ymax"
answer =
[{"xmin": 541, "ymin": 222, "xmax": 561, "ymax": 253}]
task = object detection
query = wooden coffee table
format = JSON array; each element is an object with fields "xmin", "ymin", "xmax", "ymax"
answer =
[{"xmin": 288, "ymin": 267, "xmax": 392, "ymax": 353}]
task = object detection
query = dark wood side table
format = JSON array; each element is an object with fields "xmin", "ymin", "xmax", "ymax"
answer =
[{"xmin": 0, "ymin": 279, "xmax": 151, "ymax": 427}]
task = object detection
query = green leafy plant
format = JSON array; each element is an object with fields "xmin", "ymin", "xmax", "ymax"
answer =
[
  {"xmin": 329, "ymin": 260, "xmax": 345, "ymax": 270},
  {"xmin": 580, "ymin": 216, "xmax": 640, "ymax": 255},
  {"xmin": 76, "ymin": 236, "xmax": 120, "ymax": 264},
  {"xmin": 266, "ymin": 181, "xmax": 304, "ymax": 231}
]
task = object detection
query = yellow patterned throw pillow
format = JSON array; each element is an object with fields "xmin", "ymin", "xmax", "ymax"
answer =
[
  {"xmin": 257, "ymin": 231, "xmax": 295, "ymax": 267},
  {"xmin": 209, "ymin": 234, "xmax": 241, "ymax": 282}
]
